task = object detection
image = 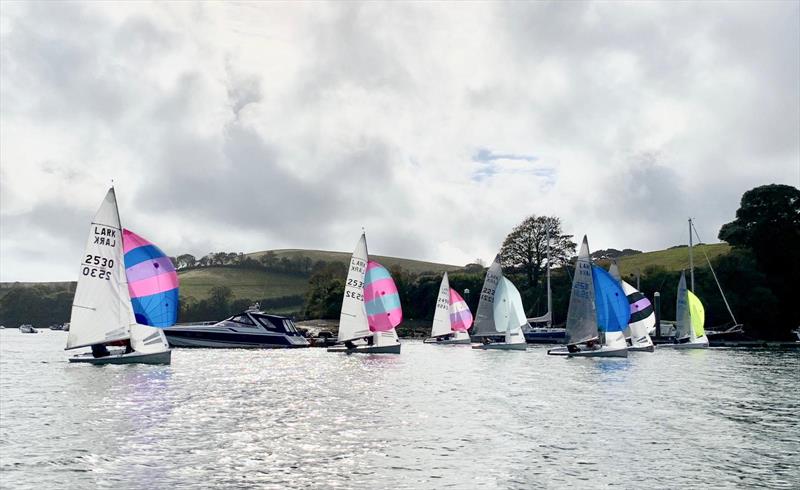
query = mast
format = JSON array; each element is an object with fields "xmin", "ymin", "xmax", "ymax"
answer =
[
  {"xmin": 688, "ymin": 218, "xmax": 695, "ymax": 292},
  {"xmin": 546, "ymin": 227, "xmax": 552, "ymax": 328}
]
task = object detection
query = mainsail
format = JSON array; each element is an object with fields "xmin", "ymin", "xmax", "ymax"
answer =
[
  {"xmin": 66, "ymin": 188, "xmax": 134, "ymax": 350},
  {"xmin": 473, "ymin": 255, "xmax": 503, "ymax": 336},
  {"xmin": 591, "ymin": 265, "xmax": 630, "ymax": 334},
  {"xmin": 338, "ymin": 234, "xmax": 370, "ymax": 342},
  {"xmin": 448, "ymin": 289, "xmax": 473, "ymax": 332},
  {"xmin": 430, "ymin": 273, "xmax": 452, "ymax": 338},
  {"xmin": 364, "ymin": 261, "xmax": 403, "ymax": 332},
  {"xmin": 565, "ymin": 236, "xmax": 597, "ymax": 344},
  {"xmin": 675, "ymin": 271, "xmax": 692, "ymax": 339}
]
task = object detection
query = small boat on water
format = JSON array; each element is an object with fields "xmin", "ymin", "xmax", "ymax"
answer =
[
  {"xmin": 471, "ymin": 256, "xmax": 527, "ymax": 351},
  {"xmin": 327, "ymin": 233, "xmax": 402, "ymax": 354},
  {"xmin": 523, "ymin": 228, "xmax": 566, "ymax": 344},
  {"xmin": 660, "ymin": 271, "xmax": 709, "ymax": 349},
  {"xmin": 19, "ymin": 324, "xmax": 38, "ymax": 334},
  {"xmin": 164, "ymin": 306, "xmax": 309, "ymax": 348},
  {"xmin": 548, "ymin": 236, "xmax": 629, "ymax": 358},
  {"xmin": 423, "ymin": 272, "xmax": 473, "ymax": 345},
  {"xmin": 66, "ymin": 188, "xmax": 172, "ymax": 365},
  {"xmin": 608, "ymin": 262, "xmax": 655, "ymax": 352}
]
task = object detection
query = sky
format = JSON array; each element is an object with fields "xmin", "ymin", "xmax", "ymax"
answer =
[{"xmin": 1, "ymin": 1, "xmax": 798, "ymax": 282}]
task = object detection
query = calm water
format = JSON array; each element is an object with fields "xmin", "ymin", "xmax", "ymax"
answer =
[{"xmin": 1, "ymin": 330, "xmax": 798, "ymax": 489}]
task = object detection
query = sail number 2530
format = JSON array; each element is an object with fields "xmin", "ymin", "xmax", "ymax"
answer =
[{"xmin": 83, "ymin": 254, "xmax": 114, "ymax": 280}]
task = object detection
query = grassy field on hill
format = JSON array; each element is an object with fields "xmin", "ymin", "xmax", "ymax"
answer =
[
  {"xmin": 615, "ymin": 243, "xmax": 731, "ymax": 276},
  {"xmin": 178, "ymin": 267, "xmax": 308, "ymax": 301},
  {"xmin": 248, "ymin": 249, "xmax": 461, "ymax": 274}
]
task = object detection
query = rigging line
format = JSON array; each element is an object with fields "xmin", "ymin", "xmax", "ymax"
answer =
[{"xmin": 690, "ymin": 222, "xmax": 739, "ymax": 326}]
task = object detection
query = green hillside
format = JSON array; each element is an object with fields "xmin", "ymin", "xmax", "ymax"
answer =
[
  {"xmin": 615, "ymin": 243, "xmax": 731, "ymax": 276},
  {"xmin": 248, "ymin": 249, "xmax": 461, "ymax": 275},
  {"xmin": 178, "ymin": 267, "xmax": 308, "ymax": 301}
]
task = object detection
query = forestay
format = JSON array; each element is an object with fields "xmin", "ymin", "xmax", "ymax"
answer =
[
  {"xmin": 473, "ymin": 256, "xmax": 503, "ymax": 336},
  {"xmin": 565, "ymin": 236, "xmax": 597, "ymax": 345},
  {"xmin": 338, "ymin": 234, "xmax": 371, "ymax": 342},
  {"xmin": 66, "ymin": 188, "xmax": 134, "ymax": 350}
]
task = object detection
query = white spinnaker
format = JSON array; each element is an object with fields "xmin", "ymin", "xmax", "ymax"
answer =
[
  {"xmin": 66, "ymin": 188, "xmax": 134, "ymax": 350},
  {"xmin": 493, "ymin": 277, "xmax": 526, "ymax": 335},
  {"xmin": 338, "ymin": 234, "xmax": 371, "ymax": 342},
  {"xmin": 430, "ymin": 273, "xmax": 452, "ymax": 338},
  {"xmin": 621, "ymin": 280, "xmax": 654, "ymax": 346}
]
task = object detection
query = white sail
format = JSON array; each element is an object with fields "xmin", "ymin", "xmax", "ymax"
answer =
[
  {"xmin": 565, "ymin": 236, "xmax": 598, "ymax": 345},
  {"xmin": 493, "ymin": 277, "xmax": 527, "ymax": 335},
  {"xmin": 473, "ymin": 255, "xmax": 503, "ymax": 336},
  {"xmin": 430, "ymin": 273, "xmax": 452, "ymax": 338},
  {"xmin": 130, "ymin": 323, "xmax": 170, "ymax": 353},
  {"xmin": 620, "ymin": 280, "xmax": 655, "ymax": 348},
  {"xmin": 66, "ymin": 188, "xmax": 134, "ymax": 350},
  {"xmin": 338, "ymin": 233, "xmax": 371, "ymax": 342},
  {"xmin": 608, "ymin": 261, "xmax": 621, "ymax": 281}
]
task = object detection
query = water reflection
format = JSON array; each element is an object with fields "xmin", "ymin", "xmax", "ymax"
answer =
[{"xmin": 1, "ymin": 331, "xmax": 798, "ymax": 488}]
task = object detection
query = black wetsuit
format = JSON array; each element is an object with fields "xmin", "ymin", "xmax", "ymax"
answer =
[{"xmin": 91, "ymin": 344, "xmax": 110, "ymax": 358}]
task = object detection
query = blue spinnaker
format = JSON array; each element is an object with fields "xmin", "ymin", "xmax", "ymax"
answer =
[{"xmin": 591, "ymin": 265, "xmax": 630, "ymax": 333}]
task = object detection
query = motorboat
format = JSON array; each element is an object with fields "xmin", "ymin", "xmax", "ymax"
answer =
[
  {"xmin": 19, "ymin": 324, "xmax": 38, "ymax": 334},
  {"xmin": 164, "ymin": 306, "xmax": 310, "ymax": 348}
]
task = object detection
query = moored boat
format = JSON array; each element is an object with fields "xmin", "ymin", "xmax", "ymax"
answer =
[
  {"xmin": 164, "ymin": 306, "xmax": 309, "ymax": 348},
  {"xmin": 19, "ymin": 324, "xmax": 38, "ymax": 334}
]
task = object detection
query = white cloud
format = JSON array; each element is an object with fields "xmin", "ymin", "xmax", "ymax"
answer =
[{"xmin": 1, "ymin": 1, "xmax": 798, "ymax": 281}]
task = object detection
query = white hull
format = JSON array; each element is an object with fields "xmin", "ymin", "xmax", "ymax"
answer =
[
  {"xmin": 423, "ymin": 337, "xmax": 471, "ymax": 345},
  {"xmin": 547, "ymin": 345, "xmax": 628, "ymax": 357},
  {"xmin": 471, "ymin": 342, "xmax": 527, "ymax": 351},
  {"xmin": 327, "ymin": 343, "xmax": 401, "ymax": 354},
  {"xmin": 659, "ymin": 341, "xmax": 709, "ymax": 349},
  {"xmin": 628, "ymin": 344, "xmax": 656, "ymax": 352},
  {"xmin": 69, "ymin": 349, "xmax": 171, "ymax": 365}
]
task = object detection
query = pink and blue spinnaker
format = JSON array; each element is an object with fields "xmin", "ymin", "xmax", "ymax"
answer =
[
  {"xmin": 364, "ymin": 261, "xmax": 402, "ymax": 332},
  {"xmin": 123, "ymin": 229, "xmax": 179, "ymax": 327},
  {"xmin": 449, "ymin": 289, "xmax": 473, "ymax": 332}
]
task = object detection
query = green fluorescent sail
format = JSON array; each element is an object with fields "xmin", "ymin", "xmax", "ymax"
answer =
[{"xmin": 687, "ymin": 290, "xmax": 705, "ymax": 337}]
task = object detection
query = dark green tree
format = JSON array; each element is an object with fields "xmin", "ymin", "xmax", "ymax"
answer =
[
  {"xmin": 719, "ymin": 184, "xmax": 800, "ymax": 335},
  {"xmin": 499, "ymin": 215, "xmax": 576, "ymax": 289}
]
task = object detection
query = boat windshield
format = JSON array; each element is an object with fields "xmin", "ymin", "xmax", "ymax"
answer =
[
  {"xmin": 283, "ymin": 320, "xmax": 298, "ymax": 333},
  {"xmin": 253, "ymin": 315, "xmax": 286, "ymax": 333}
]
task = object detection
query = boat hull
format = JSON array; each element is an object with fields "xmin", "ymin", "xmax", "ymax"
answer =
[
  {"xmin": 164, "ymin": 329, "xmax": 309, "ymax": 349},
  {"xmin": 69, "ymin": 350, "xmax": 172, "ymax": 365},
  {"xmin": 547, "ymin": 346, "xmax": 628, "ymax": 357},
  {"xmin": 628, "ymin": 344, "xmax": 656, "ymax": 353},
  {"xmin": 326, "ymin": 344, "xmax": 401, "ymax": 354},
  {"xmin": 471, "ymin": 342, "xmax": 527, "ymax": 351},
  {"xmin": 659, "ymin": 342, "xmax": 709, "ymax": 350},
  {"xmin": 423, "ymin": 337, "xmax": 471, "ymax": 345}
]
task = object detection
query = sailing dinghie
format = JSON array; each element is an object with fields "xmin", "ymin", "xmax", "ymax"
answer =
[
  {"xmin": 66, "ymin": 188, "xmax": 172, "ymax": 365},
  {"xmin": 471, "ymin": 256, "xmax": 527, "ymax": 351},
  {"xmin": 423, "ymin": 272, "xmax": 473, "ymax": 344},
  {"xmin": 608, "ymin": 262, "xmax": 655, "ymax": 352},
  {"xmin": 327, "ymin": 233, "xmax": 402, "ymax": 354},
  {"xmin": 548, "ymin": 236, "xmax": 629, "ymax": 357},
  {"xmin": 661, "ymin": 271, "xmax": 709, "ymax": 349}
]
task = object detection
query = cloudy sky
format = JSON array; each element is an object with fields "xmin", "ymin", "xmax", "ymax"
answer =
[{"xmin": 1, "ymin": 1, "xmax": 798, "ymax": 282}]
